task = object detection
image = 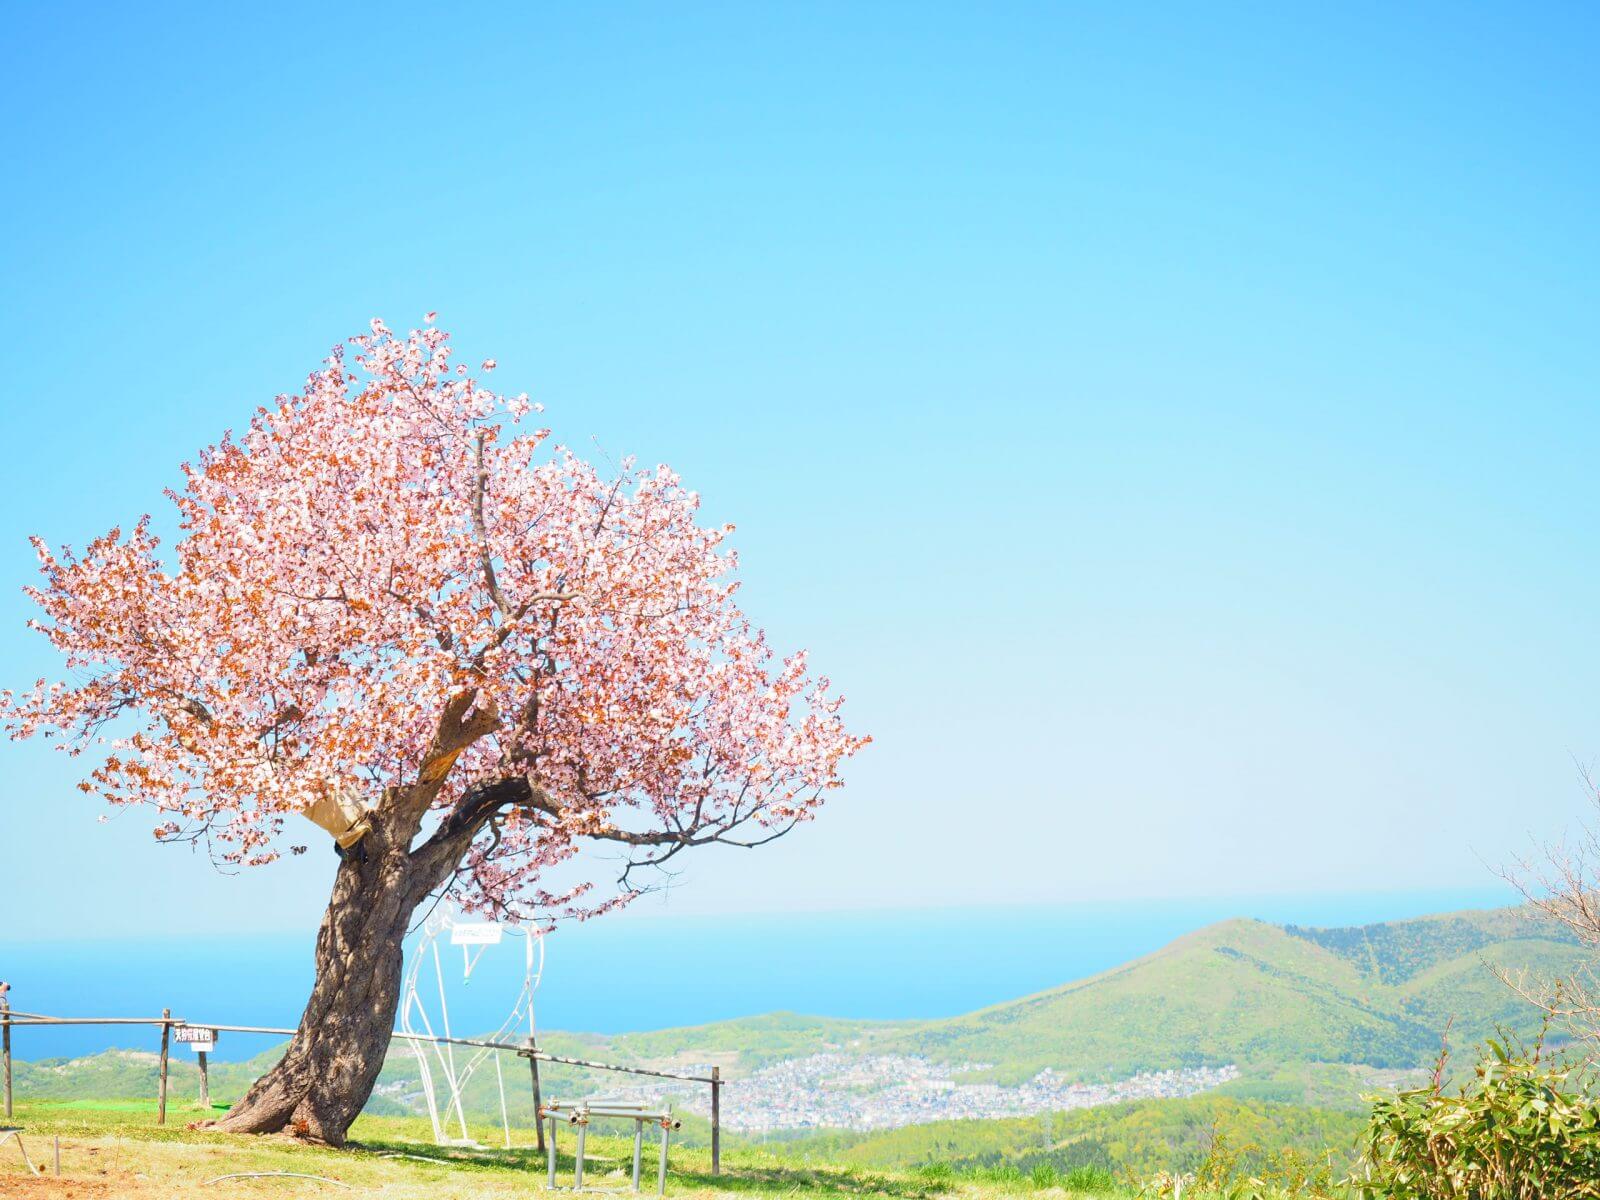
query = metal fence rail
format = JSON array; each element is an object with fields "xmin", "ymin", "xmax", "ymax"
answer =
[{"xmin": 0, "ymin": 1000, "xmax": 724, "ymax": 1174}]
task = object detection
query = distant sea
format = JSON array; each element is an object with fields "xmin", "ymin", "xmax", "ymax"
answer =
[{"xmin": 1, "ymin": 887, "xmax": 1514, "ymax": 1062}]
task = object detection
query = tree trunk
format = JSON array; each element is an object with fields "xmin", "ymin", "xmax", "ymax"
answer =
[{"xmin": 205, "ymin": 810, "xmax": 438, "ymax": 1145}]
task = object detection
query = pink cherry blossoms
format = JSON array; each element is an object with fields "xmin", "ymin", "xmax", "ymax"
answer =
[{"xmin": 2, "ymin": 317, "xmax": 867, "ymax": 922}]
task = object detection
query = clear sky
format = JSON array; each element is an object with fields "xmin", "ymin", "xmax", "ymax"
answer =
[{"xmin": 2, "ymin": 2, "xmax": 1597, "ymax": 939}]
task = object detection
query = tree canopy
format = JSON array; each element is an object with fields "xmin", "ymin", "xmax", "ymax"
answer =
[{"xmin": 4, "ymin": 316, "xmax": 867, "ymax": 923}]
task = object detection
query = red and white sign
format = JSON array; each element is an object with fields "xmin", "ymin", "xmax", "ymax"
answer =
[{"xmin": 175, "ymin": 1026, "xmax": 217, "ymax": 1052}]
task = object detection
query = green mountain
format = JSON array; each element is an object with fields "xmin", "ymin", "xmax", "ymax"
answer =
[
  {"xmin": 893, "ymin": 908, "xmax": 1581, "ymax": 1082},
  {"xmin": 591, "ymin": 904, "xmax": 1585, "ymax": 1085}
]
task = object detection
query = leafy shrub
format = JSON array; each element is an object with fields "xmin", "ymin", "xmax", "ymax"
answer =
[{"xmin": 1356, "ymin": 1039, "xmax": 1600, "ymax": 1199}]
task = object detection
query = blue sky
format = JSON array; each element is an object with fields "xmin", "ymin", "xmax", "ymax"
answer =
[{"xmin": 1, "ymin": 2, "xmax": 1596, "ymax": 939}]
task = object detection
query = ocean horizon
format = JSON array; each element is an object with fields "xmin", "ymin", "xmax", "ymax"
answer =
[{"xmin": 2, "ymin": 886, "xmax": 1516, "ymax": 1062}]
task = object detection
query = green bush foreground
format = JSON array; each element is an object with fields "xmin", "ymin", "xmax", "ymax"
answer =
[{"xmin": 1355, "ymin": 1039, "xmax": 1600, "ymax": 1200}]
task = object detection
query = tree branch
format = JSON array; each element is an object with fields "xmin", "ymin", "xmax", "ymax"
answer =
[
  {"xmin": 417, "ymin": 688, "xmax": 501, "ymax": 787},
  {"xmin": 407, "ymin": 773, "xmax": 554, "ymax": 904},
  {"xmin": 472, "ymin": 430, "xmax": 513, "ymax": 620}
]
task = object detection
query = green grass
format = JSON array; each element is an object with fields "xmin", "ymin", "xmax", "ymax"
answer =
[
  {"xmin": 5, "ymin": 1091, "xmax": 1366, "ymax": 1193},
  {"xmin": 0, "ymin": 1098, "xmax": 1371, "ymax": 1197},
  {"xmin": 25, "ymin": 1097, "xmax": 227, "ymax": 1113},
  {"xmin": 0, "ymin": 1100, "xmax": 1146, "ymax": 1198}
]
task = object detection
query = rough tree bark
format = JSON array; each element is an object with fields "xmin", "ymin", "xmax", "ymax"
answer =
[
  {"xmin": 204, "ymin": 808, "xmax": 439, "ymax": 1143},
  {"xmin": 205, "ymin": 726, "xmax": 523, "ymax": 1144}
]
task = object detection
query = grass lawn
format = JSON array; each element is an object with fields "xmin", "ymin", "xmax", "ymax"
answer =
[{"xmin": 0, "ymin": 1100, "xmax": 1138, "ymax": 1199}]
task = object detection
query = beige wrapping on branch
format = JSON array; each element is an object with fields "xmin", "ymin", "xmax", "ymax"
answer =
[{"xmin": 302, "ymin": 781, "xmax": 373, "ymax": 849}]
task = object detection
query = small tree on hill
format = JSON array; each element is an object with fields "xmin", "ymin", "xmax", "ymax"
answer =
[
  {"xmin": 2, "ymin": 317, "xmax": 867, "ymax": 1143},
  {"xmin": 1501, "ymin": 771, "xmax": 1600, "ymax": 1051}
]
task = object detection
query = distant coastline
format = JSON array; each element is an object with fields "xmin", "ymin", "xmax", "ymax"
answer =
[{"xmin": 2, "ymin": 886, "xmax": 1515, "ymax": 1062}]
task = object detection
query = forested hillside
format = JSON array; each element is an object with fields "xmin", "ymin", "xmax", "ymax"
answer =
[
  {"xmin": 577, "ymin": 905, "xmax": 1584, "ymax": 1085},
  {"xmin": 777, "ymin": 1094, "xmax": 1367, "ymax": 1178},
  {"xmin": 860, "ymin": 907, "xmax": 1582, "ymax": 1082}
]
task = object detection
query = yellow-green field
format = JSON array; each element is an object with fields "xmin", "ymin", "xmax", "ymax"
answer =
[{"xmin": 0, "ymin": 1101, "xmax": 1139, "ymax": 1200}]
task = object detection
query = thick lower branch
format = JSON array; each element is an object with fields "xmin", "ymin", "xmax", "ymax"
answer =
[{"xmin": 408, "ymin": 774, "xmax": 547, "ymax": 900}]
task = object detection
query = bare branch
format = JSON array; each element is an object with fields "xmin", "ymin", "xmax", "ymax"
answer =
[{"xmin": 1498, "ymin": 766, "xmax": 1600, "ymax": 1052}]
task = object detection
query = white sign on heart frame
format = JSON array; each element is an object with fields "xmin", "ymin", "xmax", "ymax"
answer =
[
  {"xmin": 450, "ymin": 922, "xmax": 504, "ymax": 947},
  {"xmin": 399, "ymin": 903, "xmax": 544, "ymax": 1149}
]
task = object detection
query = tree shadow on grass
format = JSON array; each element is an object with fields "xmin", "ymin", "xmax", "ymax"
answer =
[
  {"xmin": 345, "ymin": 1136, "xmax": 952, "ymax": 1198},
  {"xmin": 669, "ymin": 1162, "xmax": 953, "ymax": 1198}
]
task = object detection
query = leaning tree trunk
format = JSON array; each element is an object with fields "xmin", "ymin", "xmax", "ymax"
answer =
[{"xmin": 205, "ymin": 810, "xmax": 439, "ymax": 1145}]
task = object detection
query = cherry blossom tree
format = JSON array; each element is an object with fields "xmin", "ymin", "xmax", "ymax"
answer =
[{"xmin": 2, "ymin": 317, "xmax": 866, "ymax": 1143}]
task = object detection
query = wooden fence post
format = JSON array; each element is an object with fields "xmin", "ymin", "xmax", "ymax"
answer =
[
  {"xmin": 2, "ymin": 998, "xmax": 12, "ymax": 1119},
  {"xmin": 710, "ymin": 1065, "xmax": 721, "ymax": 1176},
  {"xmin": 527, "ymin": 1044, "xmax": 546, "ymax": 1155},
  {"xmin": 156, "ymin": 1009, "xmax": 171, "ymax": 1126}
]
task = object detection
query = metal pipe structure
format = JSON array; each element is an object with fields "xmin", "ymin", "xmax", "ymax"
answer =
[
  {"xmin": 631, "ymin": 1121, "xmax": 644, "ymax": 1190},
  {"xmin": 5, "ymin": 1016, "xmax": 178, "ymax": 1026},
  {"xmin": 539, "ymin": 1101, "xmax": 680, "ymax": 1194},
  {"xmin": 516, "ymin": 1044, "xmax": 714, "ymax": 1084},
  {"xmin": 546, "ymin": 1115, "xmax": 559, "ymax": 1190},
  {"xmin": 573, "ymin": 1116, "xmax": 587, "ymax": 1190}
]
